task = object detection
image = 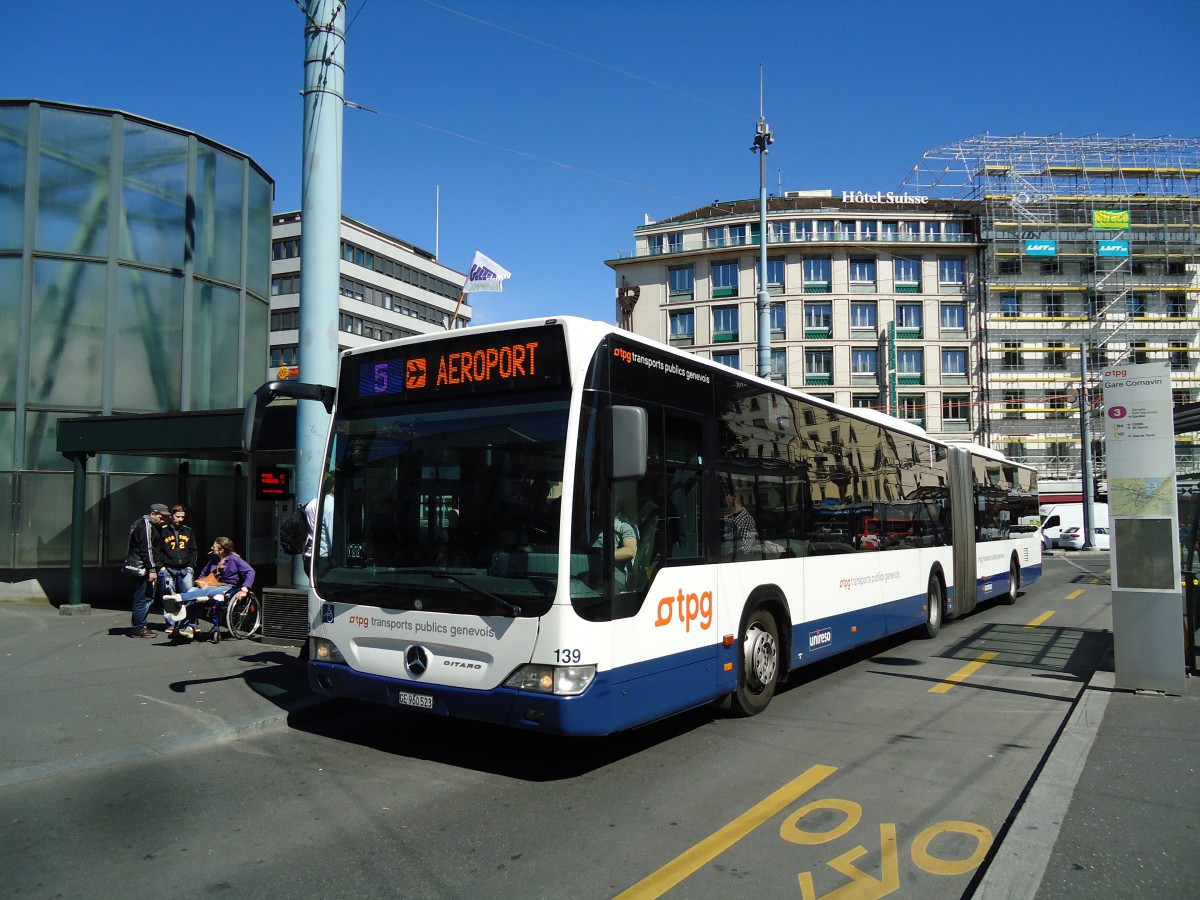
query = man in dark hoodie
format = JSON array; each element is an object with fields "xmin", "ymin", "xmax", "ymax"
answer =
[{"xmin": 159, "ymin": 505, "xmax": 199, "ymax": 635}]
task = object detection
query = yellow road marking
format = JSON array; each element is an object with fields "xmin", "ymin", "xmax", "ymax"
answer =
[
  {"xmin": 615, "ymin": 764, "xmax": 838, "ymax": 899},
  {"xmin": 1025, "ymin": 610, "xmax": 1055, "ymax": 628},
  {"xmin": 1065, "ymin": 588, "xmax": 1084, "ymax": 600},
  {"xmin": 929, "ymin": 651, "xmax": 998, "ymax": 693}
]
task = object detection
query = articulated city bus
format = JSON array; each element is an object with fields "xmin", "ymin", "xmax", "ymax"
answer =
[{"xmin": 248, "ymin": 317, "xmax": 1040, "ymax": 736}]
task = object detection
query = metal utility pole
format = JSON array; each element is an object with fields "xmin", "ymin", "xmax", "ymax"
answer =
[
  {"xmin": 296, "ymin": 0, "xmax": 345, "ymax": 586},
  {"xmin": 751, "ymin": 69, "xmax": 773, "ymax": 379},
  {"xmin": 1079, "ymin": 341, "xmax": 1096, "ymax": 549}
]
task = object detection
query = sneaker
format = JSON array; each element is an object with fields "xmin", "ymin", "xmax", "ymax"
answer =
[
  {"xmin": 179, "ymin": 625, "xmax": 195, "ymax": 640},
  {"xmin": 130, "ymin": 625, "xmax": 156, "ymax": 638},
  {"xmin": 164, "ymin": 626, "xmax": 175, "ymax": 638}
]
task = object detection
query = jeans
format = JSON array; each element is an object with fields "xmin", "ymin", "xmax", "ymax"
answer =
[
  {"xmin": 174, "ymin": 585, "xmax": 230, "ymax": 624},
  {"xmin": 131, "ymin": 577, "xmax": 156, "ymax": 628},
  {"xmin": 159, "ymin": 567, "xmax": 194, "ymax": 626}
]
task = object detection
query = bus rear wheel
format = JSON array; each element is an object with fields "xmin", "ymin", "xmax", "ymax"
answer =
[
  {"xmin": 1002, "ymin": 556, "xmax": 1020, "ymax": 605},
  {"xmin": 922, "ymin": 573, "xmax": 943, "ymax": 638},
  {"xmin": 732, "ymin": 607, "xmax": 780, "ymax": 716}
]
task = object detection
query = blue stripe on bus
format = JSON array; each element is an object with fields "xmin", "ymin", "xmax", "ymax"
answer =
[
  {"xmin": 309, "ymin": 592, "xmax": 939, "ymax": 736},
  {"xmin": 308, "ymin": 563, "xmax": 1047, "ymax": 737}
]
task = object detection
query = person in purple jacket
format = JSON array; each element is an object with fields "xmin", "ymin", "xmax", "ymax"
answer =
[{"xmin": 162, "ymin": 536, "xmax": 255, "ymax": 640}]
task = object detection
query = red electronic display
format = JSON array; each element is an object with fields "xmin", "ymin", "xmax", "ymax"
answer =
[{"xmin": 255, "ymin": 466, "xmax": 292, "ymax": 500}]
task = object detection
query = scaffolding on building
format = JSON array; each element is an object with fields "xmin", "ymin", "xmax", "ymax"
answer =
[{"xmin": 903, "ymin": 134, "xmax": 1200, "ymax": 478}]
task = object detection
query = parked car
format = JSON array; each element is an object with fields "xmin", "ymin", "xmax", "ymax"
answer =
[{"xmin": 1060, "ymin": 525, "xmax": 1110, "ymax": 550}]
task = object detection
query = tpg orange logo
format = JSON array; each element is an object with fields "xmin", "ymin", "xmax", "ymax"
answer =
[
  {"xmin": 613, "ymin": 346, "xmax": 632, "ymax": 364},
  {"xmin": 655, "ymin": 589, "xmax": 713, "ymax": 632}
]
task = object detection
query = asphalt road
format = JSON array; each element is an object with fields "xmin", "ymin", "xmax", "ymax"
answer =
[{"xmin": 0, "ymin": 557, "xmax": 1110, "ymax": 899}]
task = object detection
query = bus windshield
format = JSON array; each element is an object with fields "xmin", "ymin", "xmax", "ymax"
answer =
[{"xmin": 316, "ymin": 393, "xmax": 571, "ymax": 616}]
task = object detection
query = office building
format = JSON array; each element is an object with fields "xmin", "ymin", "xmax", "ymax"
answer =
[
  {"xmin": 607, "ymin": 191, "xmax": 983, "ymax": 444},
  {"xmin": 269, "ymin": 212, "xmax": 468, "ymax": 379}
]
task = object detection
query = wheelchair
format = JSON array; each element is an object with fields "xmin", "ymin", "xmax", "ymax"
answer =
[{"xmin": 174, "ymin": 590, "xmax": 261, "ymax": 643}]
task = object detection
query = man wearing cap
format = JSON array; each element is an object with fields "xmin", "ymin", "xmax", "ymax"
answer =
[{"xmin": 127, "ymin": 503, "xmax": 169, "ymax": 638}]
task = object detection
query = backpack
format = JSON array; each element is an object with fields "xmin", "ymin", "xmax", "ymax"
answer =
[{"xmin": 279, "ymin": 507, "xmax": 309, "ymax": 555}]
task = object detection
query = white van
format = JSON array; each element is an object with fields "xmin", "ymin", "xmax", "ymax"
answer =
[{"xmin": 1039, "ymin": 503, "xmax": 1110, "ymax": 549}]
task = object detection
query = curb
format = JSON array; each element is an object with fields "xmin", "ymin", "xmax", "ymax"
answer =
[{"xmin": 972, "ymin": 670, "xmax": 1114, "ymax": 899}]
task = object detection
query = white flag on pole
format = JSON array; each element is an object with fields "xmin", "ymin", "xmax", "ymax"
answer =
[{"xmin": 463, "ymin": 250, "xmax": 512, "ymax": 293}]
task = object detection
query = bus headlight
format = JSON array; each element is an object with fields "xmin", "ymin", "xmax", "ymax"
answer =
[
  {"xmin": 504, "ymin": 664, "xmax": 596, "ymax": 696},
  {"xmin": 311, "ymin": 637, "xmax": 346, "ymax": 664}
]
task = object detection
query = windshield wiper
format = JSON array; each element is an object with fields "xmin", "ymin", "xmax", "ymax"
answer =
[{"xmin": 430, "ymin": 573, "xmax": 523, "ymax": 617}]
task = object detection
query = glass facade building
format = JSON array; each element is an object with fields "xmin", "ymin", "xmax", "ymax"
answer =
[{"xmin": 0, "ymin": 100, "xmax": 272, "ymax": 580}]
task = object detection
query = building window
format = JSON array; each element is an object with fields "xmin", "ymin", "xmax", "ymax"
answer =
[
  {"xmin": 1168, "ymin": 293, "xmax": 1188, "ymax": 318},
  {"xmin": 1132, "ymin": 342, "xmax": 1149, "ymax": 365},
  {"xmin": 850, "ymin": 302, "xmax": 877, "ymax": 330},
  {"xmin": 804, "ymin": 302, "xmax": 832, "ymax": 337},
  {"xmin": 1044, "ymin": 293, "xmax": 1064, "ymax": 317},
  {"xmin": 803, "ymin": 257, "xmax": 832, "ymax": 291},
  {"xmin": 270, "ymin": 345, "xmax": 299, "ymax": 367},
  {"xmin": 896, "ymin": 302, "xmax": 923, "ymax": 337},
  {"xmin": 769, "ymin": 221, "xmax": 790, "ymax": 243},
  {"xmin": 713, "ymin": 350, "xmax": 740, "ymax": 369},
  {"xmin": 1127, "ymin": 294, "xmax": 1146, "ymax": 318},
  {"xmin": 897, "ymin": 349, "xmax": 924, "ymax": 383},
  {"xmin": 766, "ymin": 257, "xmax": 785, "ymax": 292},
  {"xmin": 770, "ymin": 301, "xmax": 786, "ymax": 335},
  {"xmin": 1171, "ymin": 342, "xmax": 1191, "ymax": 370},
  {"xmin": 269, "ymin": 309, "xmax": 299, "ymax": 331},
  {"xmin": 943, "ymin": 394, "xmax": 970, "ymax": 425},
  {"xmin": 941, "ymin": 349, "xmax": 968, "ymax": 377},
  {"xmin": 711, "ymin": 260, "xmax": 739, "ymax": 298},
  {"xmin": 998, "ymin": 257, "xmax": 1021, "ymax": 275},
  {"xmin": 729, "ymin": 224, "xmax": 747, "ymax": 246},
  {"xmin": 849, "ymin": 257, "xmax": 877, "ymax": 287},
  {"xmin": 899, "ymin": 395, "xmax": 924, "ymax": 423},
  {"xmin": 271, "ymin": 273, "xmax": 300, "ymax": 296},
  {"xmin": 1002, "ymin": 342, "xmax": 1022, "ymax": 370},
  {"xmin": 852, "ymin": 394, "xmax": 879, "ymax": 409},
  {"xmin": 1046, "ymin": 343, "xmax": 1066, "ymax": 369},
  {"xmin": 669, "ymin": 310, "xmax": 694, "ymax": 346},
  {"xmin": 940, "ymin": 302, "xmax": 966, "ymax": 331},
  {"xmin": 706, "ymin": 226, "xmax": 726, "ymax": 248},
  {"xmin": 1174, "ymin": 389, "xmax": 1194, "ymax": 406},
  {"xmin": 900, "ymin": 221, "xmax": 919, "ymax": 239},
  {"xmin": 926, "ymin": 222, "xmax": 942, "ymax": 240},
  {"xmin": 272, "ymin": 238, "xmax": 300, "ymax": 260},
  {"xmin": 668, "ymin": 265, "xmax": 694, "ymax": 301},
  {"xmin": 1001, "ymin": 295, "xmax": 1018, "ymax": 317},
  {"xmin": 894, "ymin": 257, "xmax": 921, "ymax": 291},
  {"xmin": 1003, "ymin": 390, "xmax": 1023, "ymax": 418},
  {"xmin": 882, "ymin": 221, "xmax": 899, "ymax": 241},
  {"xmin": 770, "ymin": 349, "xmax": 786, "ymax": 382},
  {"xmin": 712, "ymin": 306, "xmax": 739, "ymax": 342},
  {"xmin": 796, "ymin": 220, "xmax": 814, "ymax": 241},
  {"xmin": 805, "ymin": 349, "xmax": 833, "ymax": 385},
  {"xmin": 860, "ymin": 220, "xmax": 878, "ymax": 240},
  {"xmin": 851, "ymin": 347, "xmax": 878, "ymax": 376},
  {"xmin": 647, "ymin": 234, "xmax": 663, "ymax": 255},
  {"xmin": 817, "ymin": 220, "xmax": 835, "ymax": 240},
  {"xmin": 1087, "ymin": 346, "xmax": 1107, "ymax": 369},
  {"xmin": 939, "ymin": 258, "xmax": 965, "ymax": 286},
  {"xmin": 667, "ymin": 232, "xmax": 683, "ymax": 253}
]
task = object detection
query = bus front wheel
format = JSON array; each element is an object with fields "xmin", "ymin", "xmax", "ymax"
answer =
[
  {"xmin": 732, "ymin": 607, "xmax": 780, "ymax": 716},
  {"xmin": 922, "ymin": 573, "xmax": 944, "ymax": 639}
]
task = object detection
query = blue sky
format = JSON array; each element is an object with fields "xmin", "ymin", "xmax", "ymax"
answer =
[{"xmin": 10, "ymin": 1, "xmax": 1199, "ymax": 325}]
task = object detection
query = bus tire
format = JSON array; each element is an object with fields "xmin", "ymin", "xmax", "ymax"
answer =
[
  {"xmin": 731, "ymin": 606, "xmax": 780, "ymax": 717},
  {"xmin": 922, "ymin": 572, "xmax": 944, "ymax": 639},
  {"xmin": 1002, "ymin": 555, "xmax": 1020, "ymax": 605}
]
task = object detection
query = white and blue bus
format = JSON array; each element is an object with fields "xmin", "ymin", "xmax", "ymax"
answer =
[{"xmin": 247, "ymin": 317, "xmax": 1040, "ymax": 736}]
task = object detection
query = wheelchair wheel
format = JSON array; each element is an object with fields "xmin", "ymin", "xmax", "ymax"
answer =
[{"xmin": 227, "ymin": 592, "xmax": 261, "ymax": 639}]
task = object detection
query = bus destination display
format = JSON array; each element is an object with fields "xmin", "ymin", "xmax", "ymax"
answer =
[{"xmin": 351, "ymin": 324, "xmax": 567, "ymax": 403}]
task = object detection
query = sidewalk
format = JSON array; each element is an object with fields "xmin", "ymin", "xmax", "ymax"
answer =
[{"xmin": 0, "ymin": 600, "xmax": 324, "ymax": 788}]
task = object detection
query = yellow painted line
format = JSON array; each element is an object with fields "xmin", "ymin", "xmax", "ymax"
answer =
[
  {"xmin": 615, "ymin": 764, "xmax": 838, "ymax": 899},
  {"xmin": 929, "ymin": 651, "xmax": 998, "ymax": 693},
  {"xmin": 1066, "ymin": 588, "xmax": 1085, "ymax": 600},
  {"xmin": 1026, "ymin": 610, "xmax": 1056, "ymax": 628}
]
